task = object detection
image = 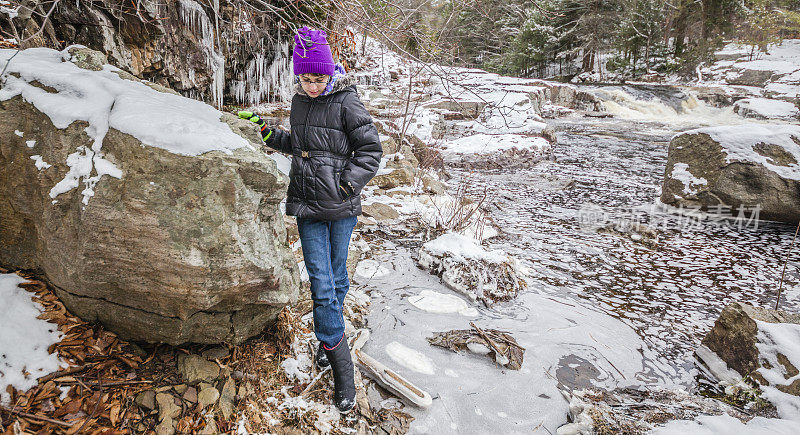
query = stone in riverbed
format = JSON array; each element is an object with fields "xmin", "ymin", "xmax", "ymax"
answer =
[
  {"xmin": 697, "ymin": 302, "xmax": 800, "ymax": 397},
  {"xmin": 660, "ymin": 125, "xmax": 800, "ymax": 223},
  {"xmin": 370, "ymin": 167, "xmax": 415, "ymax": 189},
  {"xmin": 421, "ymin": 176, "xmax": 446, "ymax": 194}
]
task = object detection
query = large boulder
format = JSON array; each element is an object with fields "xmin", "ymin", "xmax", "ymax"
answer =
[
  {"xmin": 0, "ymin": 47, "xmax": 299, "ymax": 345},
  {"xmin": 660, "ymin": 125, "xmax": 800, "ymax": 223},
  {"xmin": 727, "ymin": 68, "xmax": 781, "ymax": 87},
  {"xmin": 697, "ymin": 302, "xmax": 800, "ymax": 398}
]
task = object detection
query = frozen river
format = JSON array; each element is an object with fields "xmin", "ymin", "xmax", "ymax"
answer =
[{"xmin": 358, "ymin": 85, "xmax": 800, "ymax": 434}]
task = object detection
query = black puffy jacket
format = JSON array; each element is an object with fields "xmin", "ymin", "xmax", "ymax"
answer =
[{"xmin": 266, "ymin": 75, "xmax": 382, "ymax": 221}]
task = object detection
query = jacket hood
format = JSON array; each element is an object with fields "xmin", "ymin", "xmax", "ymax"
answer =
[{"xmin": 295, "ymin": 73, "xmax": 355, "ymax": 97}]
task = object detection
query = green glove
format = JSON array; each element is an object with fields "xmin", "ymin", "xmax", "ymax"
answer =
[{"xmin": 238, "ymin": 110, "xmax": 273, "ymax": 142}]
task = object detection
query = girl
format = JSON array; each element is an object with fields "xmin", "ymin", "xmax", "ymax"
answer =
[{"xmin": 239, "ymin": 26, "xmax": 382, "ymax": 413}]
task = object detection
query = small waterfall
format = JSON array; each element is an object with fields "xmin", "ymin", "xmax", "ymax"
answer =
[{"xmin": 589, "ymin": 85, "xmax": 743, "ymax": 125}]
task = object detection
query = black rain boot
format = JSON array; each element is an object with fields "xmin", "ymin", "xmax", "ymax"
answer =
[
  {"xmin": 316, "ymin": 341, "xmax": 330, "ymax": 369},
  {"xmin": 324, "ymin": 336, "xmax": 356, "ymax": 413}
]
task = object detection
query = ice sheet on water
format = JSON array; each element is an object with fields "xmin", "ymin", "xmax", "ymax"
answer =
[
  {"xmin": 354, "ymin": 259, "xmax": 391, "ymax": 283},
  {"xmin": 385, "ymin": 341, "xmax": 436, "ymax": 375},
  {"xmin": 652, "ymin": 414, "xmax": 799, "ymax": 434},
  {"xmin": 408, "ymin": 289, "xmax": 478, "ymax": 316},
  {"xmin": 364, "ymin": 251, "xmax": 653, "ymax": 434}
]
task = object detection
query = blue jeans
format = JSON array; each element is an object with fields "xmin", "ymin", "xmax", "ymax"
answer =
[{"xmin": 297, "ymin": 216, "xmax": 358, "ymax": 349}]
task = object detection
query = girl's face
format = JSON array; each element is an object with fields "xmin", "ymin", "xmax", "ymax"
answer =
[{"xmin": 299, "ymin": 73, "xmax": 330, "ymax": 98}]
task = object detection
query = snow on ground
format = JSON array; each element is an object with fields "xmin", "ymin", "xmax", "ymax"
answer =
[
  {"xmin": 0, "ymin": 47, "xmax": 256, "ymax": 205},
  {"xmin": 676, "ymin": 124, "xmax": 800, "ymax": 181},
  {"xmin": 0, "ymin": 273, "xmax": 67, "ymax": 405},
  {"xmin": 724, "ymin": 40, "xmax": 800, "ymax": 75},
  {"xmin": 753, "ymin": 320, "xmax": 800, "ymax": 419},
  {"xmin": 422, "ymin": 232, "xmax": 508, "ymax": 263},
  {"xmin": 357, "ymin": 34, "xmax": 552, "ymax": 148}
]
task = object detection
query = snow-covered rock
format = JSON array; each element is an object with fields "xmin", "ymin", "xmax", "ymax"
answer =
[
  {"xmin": 706, "ymin": 40, "xmax": 800, "ymax": 100},
  {"xmin": 0, "ymin": 47, "xmax": 299, "ymax": 345},
  {"xmin": 733, "ymin": 98, "xmax": 799, "ymax": 120},
  {"xmin": 697, "ymin": 302, "xmax": 800, "ymax": 418},
  {"xmin": 417, "ymin": 232, "xmax": 525, "ymax": 304},
  {"xmin": 441, "ymin": 133, "xmax": 553, "ymax": 170},
  {"xmin": 660, "ymin": 124, "xmax": 800, "ymax": 223}
]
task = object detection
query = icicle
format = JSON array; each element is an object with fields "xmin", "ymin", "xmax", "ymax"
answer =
[
  {"xmin": 231, "ymin": 41, "xmax": 293, "ymax": 106},
  {"xmin": 178, "ymin": 0, "xmax": 224, "ymax": 108}
]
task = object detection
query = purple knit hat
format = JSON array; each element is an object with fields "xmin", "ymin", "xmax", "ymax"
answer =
[{"xmin": 293, "ymin": 26, "xmax": 335, "ymax": 76}]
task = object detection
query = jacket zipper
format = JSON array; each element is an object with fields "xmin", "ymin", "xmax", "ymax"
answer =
[{"xmin": 302, "ymin": 98, "xmax": 314, "ymax": 200}]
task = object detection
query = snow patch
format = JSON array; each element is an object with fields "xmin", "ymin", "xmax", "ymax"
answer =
[
  {"xmin": 30, "ymin": 154, "xmax": 52, "ymax": 170},
  {"xmin": 442, "ymin": 133, "xmax": 550, "ymax": 155},
  {"xmin": 734, "ymin": 98, "xmax": 799, "ymax": 120},
  {"xmin": 652, "ymin": 414, "xmax": 799, "ymax": 434},
  {"xmin": 754, "ymin": 320, "xmax": 800, "ymax": 420},
  {"xmin": 422, "ymin": 232, "xmax": 507, "ymax": 263},
  {"xmin": 670, "ymin": 162, "xmax": 707, "ymax": 195},
  {"xmin": 695, "ymin": 344, "xmax": 742, "ymax": 386},
  {"xmin": 0, "ymin": 274, "xmax": 67, "ymax": 405}
]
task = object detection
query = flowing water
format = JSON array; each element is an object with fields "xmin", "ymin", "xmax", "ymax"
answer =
[
  {"xmin": 360, "ymin": 85, "xmax": 800, "ymax": 434},
  {"xmin": 461, "ymin": 104, "xmax": 800, "ymax": 380}
]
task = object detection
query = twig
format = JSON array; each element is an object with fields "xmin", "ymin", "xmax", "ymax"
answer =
[
  {"xmin": 469, "ymin": 321, "xmax": 505, "ymax": 360},
  {"xmin": 776, "ymin": 220, "xmax": 800, "ymax": 310},
  {"xmin": 57, "ymin": 380, "xmax": 152, "ymax": 388},
  {"xmin": 0, "ymin": 405, "xmax": 74, "ymax": 428},
  {"xmin": 300, "ymin": 368, "xmax": 330, "ymax": 397},
  {"xmin": 37, "ymin": 364, "xmax": 93, "ymax": 383}
]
